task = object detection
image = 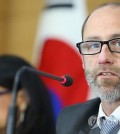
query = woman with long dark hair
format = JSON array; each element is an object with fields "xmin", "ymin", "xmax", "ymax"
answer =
[{"xmin": 0, "ymin": 55, "xmax": 55, "ymax": 134}]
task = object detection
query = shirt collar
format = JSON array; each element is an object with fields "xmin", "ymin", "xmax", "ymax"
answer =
[{"xmin": 97, "ymin": 103, "xmax": 106, "ymax": 128}]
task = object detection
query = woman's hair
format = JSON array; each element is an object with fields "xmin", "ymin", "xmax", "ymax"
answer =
[
  {"xmin": 0, "ymin": 55, "xmax": 32, "ymax": 90},
  {"xmin": 0, "ymin": 54, "xmax": 55, "ymax": 134}
]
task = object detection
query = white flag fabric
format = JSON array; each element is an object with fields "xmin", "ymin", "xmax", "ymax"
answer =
[{"xmin": 33, "ymin": 0, "xmax": 93, "ymax": 118}]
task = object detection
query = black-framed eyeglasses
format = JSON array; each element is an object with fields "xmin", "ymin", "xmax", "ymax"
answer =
[
  {"xmin": 76, "ymin": 38, "xmax": 120, "ymax": 55},
  {"xmin": 0, "ymin": 89, "xmax": 11, "ymax": 95}
]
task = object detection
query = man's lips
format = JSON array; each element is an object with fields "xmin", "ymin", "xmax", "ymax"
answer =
[{"xmin": 97, "ymin": 71, "xmax": 117, "ymax": 77}]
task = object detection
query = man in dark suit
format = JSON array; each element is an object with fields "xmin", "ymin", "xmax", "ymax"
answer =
[{"xmin": 56, "ymin": 2, "xmax": 120, "ymax": 134}]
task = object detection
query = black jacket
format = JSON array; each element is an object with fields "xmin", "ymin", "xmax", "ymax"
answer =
[{"xmin": 56, "ymin": 98, "xmax": 101, "ymax": 134}]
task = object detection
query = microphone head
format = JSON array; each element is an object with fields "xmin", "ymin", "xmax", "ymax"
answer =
[{"xmin": 61, "ymin": 75, "xmax": 73, "ymax": 86}]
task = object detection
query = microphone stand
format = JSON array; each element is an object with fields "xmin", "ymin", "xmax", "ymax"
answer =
[
  {"xmin": 6, "ymin": 66, "xmax": 73, "ymax": 134},
  {"xmin": 6, "ymin": 67, "xmax": 25, "ymax": 134}
]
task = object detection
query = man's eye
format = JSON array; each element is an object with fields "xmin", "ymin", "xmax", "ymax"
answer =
[
  {"xmin": 116, "ymin": 42, "xmax": 120, "ymax": 47},
  {"xmin": 110, "ymin": 39, "xmax": 120, "ymax": 47},
  {"xmin": 91, "ymin": 43, "xmax": 100, "ymax": 48}
]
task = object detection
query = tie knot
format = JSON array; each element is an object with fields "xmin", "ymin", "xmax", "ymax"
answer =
[
  {"xmin": 101, "ymin": 116, "xmax": 120, "ymax": 134},
  {"xmin": 106, "ymin": 115, "xmax": 119, "ymax": 125}
]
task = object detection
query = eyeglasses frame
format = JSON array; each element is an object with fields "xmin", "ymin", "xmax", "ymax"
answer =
[{"xmin": 76, "ymin": 38, "xmax": 120, "ymax": 55}]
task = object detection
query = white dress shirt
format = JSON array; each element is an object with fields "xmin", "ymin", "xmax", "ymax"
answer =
[{"xmin": 97, "ymin": 103, "xmax": 120, "ymax": 134}]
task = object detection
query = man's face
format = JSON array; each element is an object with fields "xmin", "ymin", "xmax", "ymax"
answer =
[{"xmin": 83, "ymin": 6, "xmax": 120, "ymax": 102}]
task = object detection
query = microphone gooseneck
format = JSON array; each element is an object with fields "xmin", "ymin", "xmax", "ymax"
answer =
[
  {"xmin": 24, "ymin": 67, "xmax": 73, "ymax": 86},
  {"xmin": 6, "ymin": 67, "xmax": 26, "ymax": 134},
  {"xmin": 6, "ymin": 66, "xmax": 73, "ymax": 134}
]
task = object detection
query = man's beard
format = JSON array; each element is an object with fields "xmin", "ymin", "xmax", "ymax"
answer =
[{"xmin": 85, "ymin": 65, "xmax": 120, "ymax": 102}]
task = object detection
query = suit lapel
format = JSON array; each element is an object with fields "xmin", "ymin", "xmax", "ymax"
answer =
[
  {"xmin": 78, "ymin": 127, "xmax": 100, "ymax": 134},
  {"xmin": 88, "ymin": 114, "xmax": 100, "ymax": 134},
  {"xmin": 89, "ymin": 127, "xmax": 100, "ymax": 134},
  {"xmin": 78, "ymin": 98, "xmax": 101, "ymax": 134}
]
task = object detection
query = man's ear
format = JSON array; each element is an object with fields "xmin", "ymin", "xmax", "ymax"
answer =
[{"xmin": 17, "ymin": 89, "xmax": 28, "ymax": 112}]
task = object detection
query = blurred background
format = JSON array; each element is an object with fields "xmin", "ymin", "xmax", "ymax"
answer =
[
  {"xmin": 1, "ymin": 0, "xmax": 120, "ymax": 119},
  {"xmin": 0, "ymin": 0, "xmax": 119, "ymax": 63}
]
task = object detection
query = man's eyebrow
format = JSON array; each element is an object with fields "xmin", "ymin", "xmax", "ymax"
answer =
[
  {"xmin": 84, "ymin": 36, "xmax": 101, "ymax": 41},
  {"xmin": 84, "ymin": 34, "xmax": 120, "ymax": 41},
  {"xmin": 110, "ymin": 33, "xmax": 120, "ymax": 39}
]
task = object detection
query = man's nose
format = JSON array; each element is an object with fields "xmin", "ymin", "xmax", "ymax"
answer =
[{"xmin": 98, "ymin": 44, "xmax": 114, "ymax": 65}]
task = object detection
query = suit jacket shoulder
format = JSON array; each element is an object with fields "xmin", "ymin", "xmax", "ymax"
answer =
[{"xmin": 56, "ymin": 98, "xmax": 101, "ymax": 134}]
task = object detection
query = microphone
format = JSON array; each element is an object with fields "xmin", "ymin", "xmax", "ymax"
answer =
[
  {"xmin": 23, "ymin": 66, "xmax": 73, "ymax": 87},
  {"xmin": 6, "ymin": 66, "xmax": 73, "ymax": 134}
]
